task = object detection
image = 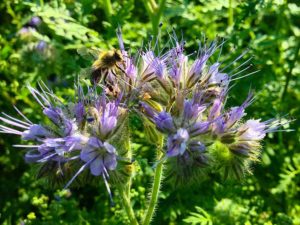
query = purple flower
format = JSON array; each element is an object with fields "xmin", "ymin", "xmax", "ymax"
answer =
[
  {"xmin": 125, "ymin": 55, "xmax": 137, "ymax": 79},
  {"xmin": 63, "ymin": 119, "xmax": 78, "ymax": 136},
  {"xmin": 18, "ymin": 27, "xmax": 36, "ymax": 35},
  {"xmin": 22, "ymin": 124, "xmax": 50, "ymax": 140},
  {"xmin": 183, "ymin": 100, "xmax": 206, "ymax": 121},
  {"xmin": 80, "ymin": 137, "xmax": 117, "ymax": 176},
  {"xmin": 24, "ymin": 139, "xmax": 64, "ymax": 164},
  {"xmin": 97, "ymin": 98, "xmax": 120, "ymax": 137},
  {"xmin": 28, "ymin": 16, "xmax": 42, "ymax": 27},
  {"xmin": 208, "ymin": 63, "xmax": 229, "ymax": 86},
  {"xmin": 226, "ymin": 106, "xmax": 244, "ymax": 128},
  {"xmin": 188, "ymin": 121, "xmax": 210, "ymax": 136},
  {"xmin": 0, "ymin": 85, "xmax": 87, "ymax": 167},
  {"xmin": 167, "ymin": 128, "xmax": 189, "ymax": 157},
  {"xmin": 209, "ymin": 98, "xmax": 223, "ymax": 120},
  {"xmin": 0, "ymin": 30, "xmax": 290, "ymax": 194},
  {"xmin": 74, "ymin": 102, "xmax": 85, "ymax": 123},
  {"xmin": 212, "ymin": 116, "xmax": 226, "ymax": 134},
  {"xmin": 27, "ymin": 133, "xmax": 88, "ymax": 164},
  {"xmin": 238, "ymin": 119, "xmax": 267, "ymax": 141},
  {"xmin": 189, "ymin": 141, "xmax": 206, "ymax": 152},
  {"xmin": 168, "ymin": 51, "xmax": 187, "ymax": 86},
  {"xmin": 39, "ymin": 138, "xmax": 66, "ymax": 156},
  {"xmin": 64, "ymin": 134, "xmax": 88, "ymax": 151},
  {"xmin": 142, "ymin": 51, "xmax": 166, "ymax": 80},
  {"xmin": 43, "ymin": 107, "xmax": 62, "ymax": 124},
  {"xmin": 140, "ymin": 102, "xmax": 156, "ymax": 118},
  {"xmin": 188, "ymin": 54, "xmax": 209, "ymax": 79},
  {"xmin": 155, "ymin": 111, "xmax": 175, "ymax": 133},
  {"xmin": 36, "ymin": 41, "xmax": 47, "ymax": 51},
  {"xmin": 225, "ymin": 94, "xmax": 254, "ymax": 129},
  {"xmin": 24, "ymin": 150, "xmax": 43, "ymax": 163}
]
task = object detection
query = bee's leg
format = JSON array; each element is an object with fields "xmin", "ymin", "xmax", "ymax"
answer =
[
  {"xmin": 100, "ymin": 69, "xmax": 109, "ymax": 84},
  {"xmin": 128, "ymin": 77, "xmax": 132, "ymax": 92},
  {"xmin": 111, "ymin": 69, "xmax": 118, "ymax": 77},
  {"xmin": 115, "ymin": 64, "xmax": 126, "ymax": 74}
]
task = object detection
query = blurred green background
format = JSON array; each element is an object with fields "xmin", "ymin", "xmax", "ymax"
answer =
[{"xmin": 0, "ymin": 0, "xmax": 299, "ymax": 224}]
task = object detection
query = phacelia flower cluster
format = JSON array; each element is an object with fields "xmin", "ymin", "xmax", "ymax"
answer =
[
  {"xmin": 0, "ymin": 30, "xmax": 286, "ymax": 196},
  {"xmin": 0, "ymin": 83, "xmax": 127, "ymax": 198}
]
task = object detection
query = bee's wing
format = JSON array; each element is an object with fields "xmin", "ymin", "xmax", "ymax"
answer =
[
  {"xmin": 77, "ymin": 47, "xmax": 101, "ymax": 60},
  {"xmin": 78, "ymin": 67, "xmax": 93, "ymax": 79}
]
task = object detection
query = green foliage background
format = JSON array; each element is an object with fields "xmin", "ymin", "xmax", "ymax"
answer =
[{"xmin": 0, "ymin": 0, "xmax": 299, "ymax": 224}]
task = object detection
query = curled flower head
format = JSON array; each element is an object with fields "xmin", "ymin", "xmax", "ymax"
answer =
[
  {"xmin": 141, "ymin": 91, "xmax": 210, "ymax": 181},
  {"xmin": 0, "ymin": 84, "xmax": 88, "ymax": 167},
  {"xmin": 207, "ymin": 104, "xmax": 286, "ymax": 179},
  {"xmin": 0, "ymin": 84, "xmax": 125, "ymax": 198},
  {"xmin": 136, "ymin": 34, "xmax": 288, "ymax": 183}
]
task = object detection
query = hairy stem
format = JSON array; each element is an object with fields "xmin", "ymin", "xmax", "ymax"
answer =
[
  {"xmin": 142, "ymin": 136, "xmax": 164, "ymax": 225},
  {"xmin": 126, "ymin": 135, "xmax": 133, "ymax": 197},
  {"xmin": 117, "ymin": 185, "xmax": 139, "ymax": 225}
]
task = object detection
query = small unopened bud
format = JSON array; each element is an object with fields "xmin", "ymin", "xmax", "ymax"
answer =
[{"xmin": 144, "ymin": 120, "xmax": 160, "ymax": 144}]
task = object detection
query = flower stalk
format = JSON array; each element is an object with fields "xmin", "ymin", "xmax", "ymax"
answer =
[
  {"xmin": 143, "ymin": 135, "xmax": 165, "ymax": 225},
  {"xmin": 228, "ymin": 0, "xmax": 234, "ymax": 26},
  {"xmin": 143, "ymin": 0, "xmax": 167, "ymax": 37},
  {"xmin": 117, "ymin": 185, "xmax": 139, "ymax": 225},
  {"xmin": 102, "ymin": 0, "xmax": 113, "ymax": 21}
]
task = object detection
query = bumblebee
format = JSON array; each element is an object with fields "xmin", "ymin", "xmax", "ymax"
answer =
[
  {"xmin": 92, "ymin": 49, "xmax": 125, "ymax": 84},
  {"xmin": 78, "ymin": 48, "xmax": 125, "ymax": 85}
]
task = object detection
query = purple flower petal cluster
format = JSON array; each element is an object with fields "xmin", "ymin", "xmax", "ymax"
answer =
[
  {"xmin": 0, "ymin": 84, "xmax": 123, "ymax": 192},
  {"xmin": 0, "ymin": 30, "xmax": 289, "ymax": 194},
  {"xmin": 0, "ymin": 86, "xmax": 85, "ymax": 164},
  {"xmin": 80, "ymin": 137, "xmax": 117, "ymax": 176},
  {"xmin": 142, "ymin": 95, "xmax": 210, "ymax": 168},
  {"xmin": 133, "ymin": 36, "xmax": 286, "ymax": 179},
  {"xmin": 86, "ymin": 30, "xmax": 287, "ymax": 181}
]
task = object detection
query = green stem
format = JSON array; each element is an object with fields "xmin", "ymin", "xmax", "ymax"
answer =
[
  {"xmin": 149, "ymin": 0, "xmax": 158, "ymax": 10},
  {"xmin": 143, "ymin": 0, "xmax": 166, "ymax": 37},
  {"xmin": 142, "ymin": 136, "xmax": 164, "ymax": 225},
  {"xmin": 102, "ymin": 0, "xmax": 113, "ymax": 21},
  {"xmin": 117, "ymin": 185, "xmax": 139, "ymax": 225},
  {"xmin": 126, "ymin": 135, "xmax": 133, "ymax": 197},
  {"xmin": 228, "ymin": 0, "xmax": 233, "ymax": 26},
  {"xmin": 152, "ymin": 0, "xmax": 167, "ymax": 37},
  {"xmin": 143, "ymin": 1, "xmax": 154, "ymax": 20},
  {"xmin": 281, "ymin": 41, "xmax": 300, "ymax": 100}
]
